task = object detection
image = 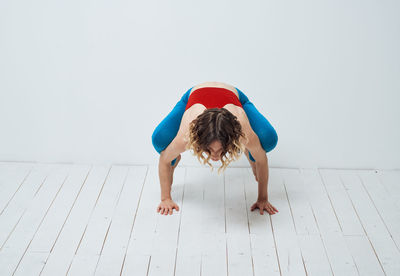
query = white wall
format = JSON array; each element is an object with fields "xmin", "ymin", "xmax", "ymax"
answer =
[{"xmin": 0, "ymin": 0, "xmax": 399, "ymax": 169}]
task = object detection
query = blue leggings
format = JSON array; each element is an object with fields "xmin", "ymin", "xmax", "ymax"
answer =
[{"xmin": 151, "ymin": 86, "xmax": 278, "ymax": 166}]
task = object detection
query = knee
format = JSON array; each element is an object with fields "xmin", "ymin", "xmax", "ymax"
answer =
[
  {"xmin": 152, "ymin": 128, "xmax": 169, "ymax": 154},
  {"xmin": 258, "ymin": 128, "xmax": 278, "ymax": 153}
]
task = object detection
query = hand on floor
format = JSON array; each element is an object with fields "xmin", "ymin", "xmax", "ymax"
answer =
[
  {"xmin": 157, "ymin": 198, "xmax": 180, "ymax": 215},
  {"xmin": 251, "ymin": 199, "xmax": 278, "ymax": 215}
]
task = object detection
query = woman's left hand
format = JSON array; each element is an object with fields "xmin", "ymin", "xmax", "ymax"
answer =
[{"xmin": 251, "ymin": 199, "xmax": 278, "ymax": 215}]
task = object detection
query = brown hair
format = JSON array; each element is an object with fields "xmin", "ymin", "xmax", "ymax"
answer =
[{"xmin": 184, "ymin": 108, "xmax": 248, "ymax": 174}]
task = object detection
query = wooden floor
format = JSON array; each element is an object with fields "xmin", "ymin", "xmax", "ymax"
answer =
[{"xmin": 0, "ymin": 162, "xmax": 399, "ymax": 276}]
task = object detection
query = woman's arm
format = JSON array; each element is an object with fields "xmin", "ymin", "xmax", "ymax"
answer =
[
  {"xmin": 158, "ymin": 136, "xmax": 186, "ymax": 200},
  {"xmin": 245, "ymin": 133, "xmax": 278, "ymax": 215}
]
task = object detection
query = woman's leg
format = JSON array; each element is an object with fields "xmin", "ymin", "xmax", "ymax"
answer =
[
  {"xmin": 235, "ymin": 87, "xmax": 278, "ymax": 161},
  {"xmin": 151, "ymin": 86, "xmax": 194, "ymax": 166}
]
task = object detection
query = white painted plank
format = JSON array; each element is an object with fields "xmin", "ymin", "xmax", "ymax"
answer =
[
  {"xmin": 345, "ymin": 235, "xmax": 385, "ymax": 276},
  {"xmin": 201, "ymin": 232, "xmax": 227, "ymax": 276},
  {"xmin": 282, "ymin": 169, "xmax": 319, "ymax": 235},
  {"xmin": 95, "ymin": 251, "xmax": 125, "ymax": 276},
  {"xmin": 2, "ymin": 162, "xmax": 398, "ymax": 276},
  {"xmin": 0, "ymin": 163, "xmax": 33, "ymax": 214},
  {"xmin": 270, "ymin": 168, "xmax": 306, "ymax": 276},
  {"xmin": 359, "ymin": 170, "xmax": 400, "ymax": 248},
  {"xmin": 202, "ymin": 251, "xmax": 227, "ymax": 276},
  {"xmin": 319, "ymin": 169, "xmax": 364, "ymax": 235},
  {"xmin": 0, "ymin": 164, "xmax": 53, "ymax": 247},
  {"xmin": 249, "ymin": 233, "xmax": 280, "ymax": 276},
  {"xmin": 15, "ymin": 165, "xmax": 90, "ymax": 275},
  {"xmin": 244, "ymin": 168, "xmax": 280, "ymax": 276},
  {"xmin": 27, "ymin": 164, "xmax": 91, "ymax": 252},
  {"xmin": 62, "ymin": 165, "xmax": 129, "ymax": 275},
  {"xmin": 369, "ymin": 235, "xmax": 400, "ymax": 276},
  {"xmin": 225, "ymin": 168, "xmax": 253, "ymax": 276},
  {"xmin": 175, "ymin": 251, "xmax": 202, "ymax": 276},
  {"xmin": 13, "ymin": 251, "xmax": 48, "ymax": 276},
  {"xmin": 300, "ymin": 169, "xmax": 341, "ymax": 234},
  {"xmin": 75, "ymin": 165, "xmax": 129, "ymax": 255},
  {"xmin": 148, "ymin": 166, "xmax": 185, "ymax": 276},
  {"xmin": 67, "ymin": 254, "xmax": 99, "ymax": 276},
  {"xmin": 244, "ymin": 167, "xmax": 273, "ymax": 234},
  {"xmin": 298, "ymin": 235, "xmax": 332, "ymax": 276},
  {"xmin": 301, "ymin": 169, "xmax": 358, "ymax": 276},
  {"xmin": 152, "ymin": 166, "xmax": 185, "ymax": 253},
  {"xmin": 340, "ymin": 170, "xmax": 390, "ymax": 237},
  {"xmin": 201, "ymin": 168, "xmax": 227, "ymax": 275},
  {"xmin": 121, "ymin": 253, "xmax": 150, "ymax": 276},
  {"xmin": 94, "ymin": 166, "xmax": 148, "ymax": 276},
  {"xmin": 174, "ymin": 167, "xmax": 206, "ymax": 276},
  {"xmin": 321, "ymin": 232, "xmax": 359, "ymax": 276},
  {"xmin": 225, "ymin": 168, "xmax": 249, "ymax": 235},
  {"xmin": 0, "ymin": 164, "xmax": 69, "ymax": 276},
  {"xmin": 340, "ymin": 170, "xmax": 400, "ymax": 275},
  {"xmin": 0, "ymin": 248, "xmax": 20, "ymax": 275},
  {"xmin": 202, "ymin": 166, "xmax": 225, "ymax": 234},
  {"xmin": 226, "ymin": 232, "xmax": 253, "ymax": 276},
  {"xmin": 39, "ymin": 165, "xmax": 110, "ymax": 275},
  {"xmin": 126, "ymin": 165, "xmax": 163, "ymax": 257},
  {"xmin": 147, "ymin": 253, "xmax": 176, "ymax": 276},
  {"xmin": 282, "ymin": 169, "xmax": 332, "ymax": 275},
  {"xmin": 378, "ymin": 171, "xmax": 400, "ymax": 210},
  {"xmin": 376, "ymin": 170, "xmax": 400, "ymax": 247}
]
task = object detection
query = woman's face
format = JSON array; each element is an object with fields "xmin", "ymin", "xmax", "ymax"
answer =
[{"xmin": 207, "ymin": 140, "xmax": 223, "ymax": 161}]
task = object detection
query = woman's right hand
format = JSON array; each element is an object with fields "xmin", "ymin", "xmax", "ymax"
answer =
[{"xmin": 157, "ymin": 198, "xmax": 180, "ymax": 215}]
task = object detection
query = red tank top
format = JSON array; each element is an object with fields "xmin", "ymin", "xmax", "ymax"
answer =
[{"xmin": 185, "ymin": 87, "xmax": 243, "ymax": 111}]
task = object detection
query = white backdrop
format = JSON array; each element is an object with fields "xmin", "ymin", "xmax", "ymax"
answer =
[{"xmin": 0, "ymin": 0, "xmax": 399, "ymax": 169}]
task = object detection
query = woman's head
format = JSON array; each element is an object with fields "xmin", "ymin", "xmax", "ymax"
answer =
[{"xmin": 184, "ymin": 108, "xmax": 248, "ymax": 174}]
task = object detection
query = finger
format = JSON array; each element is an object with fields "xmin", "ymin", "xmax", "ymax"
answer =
[
  {"xmin": 169, "ymin": 208, "xmax": 173, "ymax": 215},
  {"xmin": 268, "ymin": 208, "xmax": 275, "ymax": 215},
  {"xmin": 164, "ymin": 208, "xmax": 169, "ymax": 215},
  {"xmin": 260, "ymin": 209, "xmax": 264, "ymax": 215},
  {"xmin": 268, "ymin": 203, "xmax": 277, "ymax": 212},
  {"xmin": 175, "ymin": 205, "xmax": 179, "ymax": 211}
]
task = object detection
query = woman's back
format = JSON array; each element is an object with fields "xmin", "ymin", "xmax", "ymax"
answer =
[{"xmin": 177, "ymin": 82, "xmax": 251, "ymax": 150}]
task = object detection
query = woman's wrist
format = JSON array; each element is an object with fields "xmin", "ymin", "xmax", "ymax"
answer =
[
  {"xmin": 257, "ymin": 194, "xmax": 268, "ymax": 201},
  {"xmin": 161, "ymin": 195, "xmax": 172, "ymax": 201}
]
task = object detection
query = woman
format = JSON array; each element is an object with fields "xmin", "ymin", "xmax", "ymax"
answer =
[{"xmin": 151, "ymin": 82, "xmax": 278, "ymax": 216}]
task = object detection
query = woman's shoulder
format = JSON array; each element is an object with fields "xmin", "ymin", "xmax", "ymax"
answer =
[
  {"xmin": 175, "ymin": 106, "xmax": 204, "ymax": 148},
  {"xmin": 235, "ymin": 108, "xmax": 257, "ymax": 147}
]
